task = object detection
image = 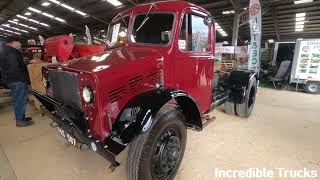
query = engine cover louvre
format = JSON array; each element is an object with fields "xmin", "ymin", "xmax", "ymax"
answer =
[{"xmin": 108, "ymin": 72, "xmax": 160, "ymax": 103}]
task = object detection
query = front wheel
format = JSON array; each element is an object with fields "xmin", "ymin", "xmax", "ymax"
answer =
[{"xmin": 127, "ymin": 106, "xmax": 187, "ymax": 180}]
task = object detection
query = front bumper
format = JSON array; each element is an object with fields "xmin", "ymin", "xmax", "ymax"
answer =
[{"xmin": 30, "ymin": 89, "xmax": 120, "ymax": 168}]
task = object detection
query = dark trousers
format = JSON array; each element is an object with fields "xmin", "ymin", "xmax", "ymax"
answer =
[{"xmin": 7, "ymin": 81, "xmax": 28, "ymax": 122}]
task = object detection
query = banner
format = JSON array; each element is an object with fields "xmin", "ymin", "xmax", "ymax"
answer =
[
  {"xmin": 248, "ymin": 0, "xmax": 261, "ymax": 72},
  {"xmin": 215, "ymin": 46, "xmax": 235, "ymax": 54}
]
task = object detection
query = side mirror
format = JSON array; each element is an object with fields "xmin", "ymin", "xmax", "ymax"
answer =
[{"xmin": 204, "ymin": 16, "xmax": 213, "ymax": 26}]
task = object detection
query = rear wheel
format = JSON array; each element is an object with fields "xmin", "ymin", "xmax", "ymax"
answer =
[
  {"xmin": 235, "ymin": 78, "xmax": 257, "ymax": 118},
  {"xmin": 304, "ymin": 81, "xmax": 320, "ymax": 94},
  {"xmin": 224, "ymin": 102, "xmax": 235, "ymax": 115},
  {"xmin": 127, "ymin": 106, "xmax": 187, "ymax": 180}
]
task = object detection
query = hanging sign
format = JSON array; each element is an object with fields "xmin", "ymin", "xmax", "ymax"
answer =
[
  {"xmin": 215, "ymin": 46, "xmax": 235, "ymax": 54},
  {"xmin": 248, "ymin": 0, "xmax": 261, "ymax": 72}
]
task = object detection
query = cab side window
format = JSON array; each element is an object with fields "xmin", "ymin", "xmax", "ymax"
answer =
[{"xmin": 179, "ymin": 13, "xmax": 209, "ymax": 52}]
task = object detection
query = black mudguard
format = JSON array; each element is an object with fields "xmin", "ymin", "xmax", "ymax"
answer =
[
  {"xmin": 104, "ymin": 88, "xmax": 202, "ymax": 155},
  {"xmin": 226, "ymin": 70, "xmax": 258, "ymax": 104}
]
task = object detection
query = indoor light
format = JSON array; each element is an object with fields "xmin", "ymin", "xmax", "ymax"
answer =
[
  {"xmin": 106, "ymin": 0, "xmax": 122, "ymax": 6},
  {"xmin": 24, "ymin": 12, "xmax": 32, "ymax": 16},
  {"xmin": 17, "ymin": 15, "xmax": 28, "ymax": 19},
  {"xmin": 295, "ymin": 17, "xmax": 305, "ymax": 21},
  {"xmin": 40, "ymin": 23, "xmax": 50, "ymax": 27},
  {"xmin": 54, "ymin": 17, "xmax": 66, "ymax": 22},
  {"xmin": 294, "ymin": 0, "xmax": 313, "ymax": 4},
  {"xmin": 42, "ymin": 12, "xmax": 54, "ymax": 18},
  {"xmin": 8, "ymin": 20, "xmax": 38, "ymax": 31},
  {"xmin": 28, "ymin": 6, "xmax": 66, "ymax": 23},
  {"xmin": 268, "ymin": 39, "xmax": 275, "ymax": 43},
  {"xmin": 29, "ymin": 27, "xmax": 37, "ymax": 30},
  {"xmin": 215, "ymin": 22, "xmax": 228, "ymax": 37},
  {"xmin": 295, "ymin": 21, "xmax": 305, "ymax": 25},
  {"xmin": 49, "ymin": 0, "xmax": 61, "ymax": 4},
  {"xmin": 295, "ymin": 25, "xmax": 304, "ymax": 29},
  {"xmin": 296, "ymin": 13, "xmax": 305, "ymax": 17},
  {"xmin": 12, "ymin": 19, "xmax": 19, "ymax": 22},
  {"xmin": 16, "ymin": 15, "xmax": 49, "ymax": 28},
  {"xmin": 48, "ymin": 1, "xmax": 87, "ymax": 17},
  {"xmin": 29, "ymin": 19, "xmax": 39, "ymax": 23},
  {"xmin": 61, "ymin": 4, "xmax": 74, "ymax": 11},
  {"xmin": 28, "ymin": 7, "xmax": 41, "ymax": 13},
  {"xmin": 41, "ymin": 2, "xmax": 51, "ymax": 6},
  {"xmin": 75, "ymin": 10, "xmax": 87, "ymax": 16},
  {"xmin": 295, "ymin": 28, "xmax": 303, "ymax": 32}
]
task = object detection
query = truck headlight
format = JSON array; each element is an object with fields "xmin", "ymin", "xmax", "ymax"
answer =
[{"xmin": 82, "ymin": 86, "xmax": 94, "ymax": 103}]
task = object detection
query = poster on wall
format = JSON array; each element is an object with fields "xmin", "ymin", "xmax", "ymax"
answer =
[
  {"xmin": 294, "ymin": 40, "xmax": 320, "ymax": 80},
  {"xmin": 248, "ymin": 0, "xmax": 261, "ymax": 72}
]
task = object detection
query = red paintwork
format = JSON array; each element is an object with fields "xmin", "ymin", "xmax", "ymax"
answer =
[
  {"xmin": 45, "ymin": 1, "xmax": 215, "ymax": 141},
  {"xmin": 45, "ymin": 35, "xmax": 106, "ymax": 62},
  {"xmin": 45, "ymin": 35, "xmax": 74, "ymax": 62},
  {"xmin": 72, "ymin": 44, "xmax": 106, "ymax": 58}
]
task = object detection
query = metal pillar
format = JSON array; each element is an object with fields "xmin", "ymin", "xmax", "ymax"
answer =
[
  {"xmin": 230, "ymin": 0, "xmax": 240, "ymax": 46},
  {"xmin": 231, "ymin": 14, "xmax": 240, "ymax": 46}
]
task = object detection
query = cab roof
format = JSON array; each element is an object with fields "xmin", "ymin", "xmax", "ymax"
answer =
[{"xmin": 112, "ymin": 1, "xmax": 211, "ymax": 22}]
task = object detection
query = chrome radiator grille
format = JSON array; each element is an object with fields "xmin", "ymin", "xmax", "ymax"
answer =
[{"xmin": 48, "ymin": 69, "xmax": 82, "ymax": 110}]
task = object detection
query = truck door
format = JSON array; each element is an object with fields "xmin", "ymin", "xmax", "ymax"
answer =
[{"xmin": 174, "ymin": 10, "xmax": 214, "ymax": 112}]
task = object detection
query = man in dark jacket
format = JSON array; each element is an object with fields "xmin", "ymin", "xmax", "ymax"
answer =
[{"xmin": 0, "ymin": 38, "xmax": 33, "ymax": 127}]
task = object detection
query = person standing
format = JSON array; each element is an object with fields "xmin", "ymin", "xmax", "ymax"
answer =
[{"xmin": 0, "ymin": 38, "xmax": 33, "ymax": 127}]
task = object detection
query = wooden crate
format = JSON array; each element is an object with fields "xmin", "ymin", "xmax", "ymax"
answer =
[
  {"xmin": 27, "ymin": 62, "xmax": 51, "ymax": 110},
  {"xmin": 221, "ymin": 60, "xmax": 237, "ymax": 72}
]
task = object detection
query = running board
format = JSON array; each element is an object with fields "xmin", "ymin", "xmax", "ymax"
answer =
[{"xmin": 202, "ymin": 114, "xmax": 216, "ymax": 128}]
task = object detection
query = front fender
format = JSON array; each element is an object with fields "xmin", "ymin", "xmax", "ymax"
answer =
[{"xmin": 104, "ymin": 88, "xmax": 202, "ymax": 155}]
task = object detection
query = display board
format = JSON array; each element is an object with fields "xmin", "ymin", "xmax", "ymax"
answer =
[{"xmin": 291, "ymin": 39, "xmax": 320, "ymax": 83}]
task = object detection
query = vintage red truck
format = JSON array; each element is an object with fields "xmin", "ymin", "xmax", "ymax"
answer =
[{"xmin": 31, "ymin": 1, "xmax": 258, "ymax": 180}]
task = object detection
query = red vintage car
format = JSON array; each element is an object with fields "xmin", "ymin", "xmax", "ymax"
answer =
[{"xmin": 31, "ymin": 1, "xmax": 258, "ymax": 180}]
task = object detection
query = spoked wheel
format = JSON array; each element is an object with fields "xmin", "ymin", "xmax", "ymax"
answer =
[{"xmin": 127, "ymin": 106, "xmax": 186, "ymax": 180}]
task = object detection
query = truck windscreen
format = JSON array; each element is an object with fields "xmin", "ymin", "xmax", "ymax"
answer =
[
  {"xmin": 131, "ymin": 13, "xmax": 175, "ymax": 45},
  {"xmin": 107, "ymin": 16, "xmax": 129, "ymax": 47}
]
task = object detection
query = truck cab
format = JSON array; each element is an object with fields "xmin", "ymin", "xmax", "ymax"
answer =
[{"xmin": 31, "ymin": 1, "xmax": 258, "ymax": 180}]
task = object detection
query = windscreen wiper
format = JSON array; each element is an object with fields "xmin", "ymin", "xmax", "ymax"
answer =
[{"xmin": 136, "ymin": 3, "xmax": 156, "ymax": 32}]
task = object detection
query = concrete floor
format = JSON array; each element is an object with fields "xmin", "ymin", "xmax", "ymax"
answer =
[{"xmin": 0, "ymin": 88, "xmax": 320, "ymax": 180}]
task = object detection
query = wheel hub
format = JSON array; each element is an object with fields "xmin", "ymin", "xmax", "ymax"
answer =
[
  {"xmin": 152, "ymin": 129, "xmax": 181, "ymax": 179},
  {"xmin": 308, "ymin": 84, "xmax": 319, "ymax": 92}
]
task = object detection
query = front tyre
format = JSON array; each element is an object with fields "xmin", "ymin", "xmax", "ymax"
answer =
[{"xmin": 127, "ymin": 106, "xmax": 187, "ymax": 180}]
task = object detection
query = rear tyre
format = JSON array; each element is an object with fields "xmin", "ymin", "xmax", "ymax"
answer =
[
  {"xmin": 224, "ymin": 102, "xmax": 235, "ymax": 115},
  {"xmin": 235, "ymin": 77, "xmax": 257, "ymax": 118},
  {"xmin": 304, "ymin": 81, "xmax": 320, "ymax": 94},
  {"xmin": 127, "ymin": 106, "xmax": 187, "ymax": 180}
]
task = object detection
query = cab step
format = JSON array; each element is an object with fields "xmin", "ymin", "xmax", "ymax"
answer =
[{"xmin": 202, "ymin": 114, "xmax": 216, "ymax": 128}]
